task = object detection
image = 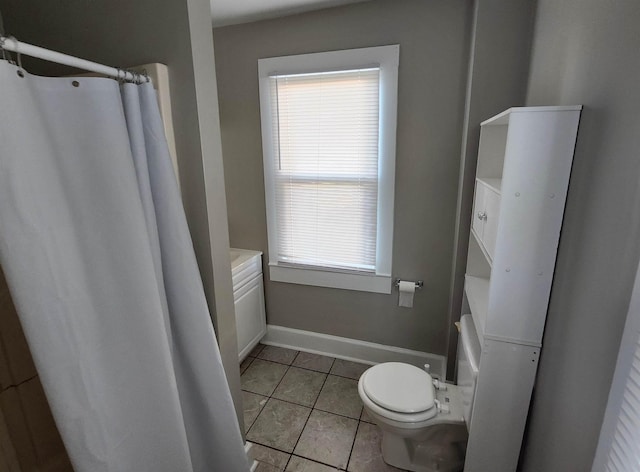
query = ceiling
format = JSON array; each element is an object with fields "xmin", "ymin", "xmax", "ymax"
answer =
[{"xmin": 211, "ymin": 0, "xmax": 371, "ymax": 27}]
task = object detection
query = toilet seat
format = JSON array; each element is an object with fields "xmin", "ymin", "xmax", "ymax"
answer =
[
  {"xmin": 359, "ymin": 363, "xmax": 438, "ymax": 424},
  {"xmin": 362, "ymin": 362, "xmax": 435, "ymax": 413}
]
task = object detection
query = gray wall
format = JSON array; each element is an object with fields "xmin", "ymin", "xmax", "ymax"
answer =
[
  {"xmin": 445, "ymin": 0, "xmax": 535, "ymax": 376},
  {"xmin": 519, "ymin": 1, "xmax": 640, "ymax": 470},
  {"xmin": 0, "ymin": 0, "xmax": 244, "ymax": 429},
  {"xmin": 214, "ymin": 0, "xmax": 471, "ymax": 355}
]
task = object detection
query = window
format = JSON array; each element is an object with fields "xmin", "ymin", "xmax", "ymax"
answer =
[
  {"xmin": 258, "ymin": 45, "xmax": 399, "ymax": 294},
  {"xmin": 592, "ymin": 259, "xmax": 640, "ymax": 471}
]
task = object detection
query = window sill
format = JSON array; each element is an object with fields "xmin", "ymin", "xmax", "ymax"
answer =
[{"xmin": 269, "ymin": 264, "xmax": 392, "ymax": 294}]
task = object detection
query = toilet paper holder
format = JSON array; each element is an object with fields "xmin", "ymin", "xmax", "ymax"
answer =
[{"xmin": 394, "ymin": 279, "xmax": 424, "ymax": 289}]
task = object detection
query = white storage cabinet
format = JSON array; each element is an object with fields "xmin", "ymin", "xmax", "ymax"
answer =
[
  {"xmin": 230, "ymin": 249, "xmax": 267, "ymax": 361},
  {"xmin": 462, "ymin": 106, "xmax": 581, "ymax": 472}
]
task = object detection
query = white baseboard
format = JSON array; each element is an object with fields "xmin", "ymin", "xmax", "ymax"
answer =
[{"xmin": 262, "ymin": 324, "xmax": 447, "ymax": 379}]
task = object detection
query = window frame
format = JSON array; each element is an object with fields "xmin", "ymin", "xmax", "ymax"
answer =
[{"xmin": 258, "ymin": 45, "xmax": 399, "ymax": 294}]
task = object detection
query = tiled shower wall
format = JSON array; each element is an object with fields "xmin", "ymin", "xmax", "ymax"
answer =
[{"xmin": 0, "ymin": 267, "xmax": 72, "ymax": 471}]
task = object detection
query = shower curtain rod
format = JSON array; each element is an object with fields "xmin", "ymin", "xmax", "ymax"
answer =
[{"xmin": 0, "ymin": 36, "xmax": 148, "ymax": 84}]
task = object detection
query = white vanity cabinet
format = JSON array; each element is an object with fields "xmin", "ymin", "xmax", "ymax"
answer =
[
  {"xmin": 462, "ymin": 106, "xmax": 581, "ymax": 472},
  {"xmin": 230, "ymin": 248, "xmax": 267, "ymax": 361}
]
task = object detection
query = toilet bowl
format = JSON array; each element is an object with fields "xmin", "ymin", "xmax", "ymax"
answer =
[{"xmin": 357, "ymin": 315, "xmax": 480, "ymax": 472}]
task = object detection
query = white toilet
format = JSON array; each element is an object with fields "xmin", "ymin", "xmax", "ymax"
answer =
[{"xmin": 358, "ymin": 315, "xmax": 480, "ymax": 472}]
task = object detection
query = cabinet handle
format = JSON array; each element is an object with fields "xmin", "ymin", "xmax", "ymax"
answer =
[{"xmin": 477, "ymin": 211, "xmax": 487, "ymax": 221}]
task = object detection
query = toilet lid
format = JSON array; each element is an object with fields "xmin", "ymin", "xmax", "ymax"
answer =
[{"xmin": 362, "ymin": 362, "xmax": 435, "ymax": 414}]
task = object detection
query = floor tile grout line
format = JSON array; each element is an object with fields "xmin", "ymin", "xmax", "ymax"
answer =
[
  {"xmin": 283, "ymin": 356, "xmax": 336, "ymax": 470},
  {"xmin": 248, "ymin": 349, "xmax": 324, "ymax": 464},
  {"xmin": 312, "ymin": 405, "xmax": 361, "ymax": 422},
  {"xmin": 247, "ymin": 438, "xmax": 294, "ymax": 459},
  {"xmin": 292, "ymin": 350, "xmax": 338, "ymax": 374},
  {"xmin": 327, "ymin": 358, "xmax": 357, "ymax": 469},
  {"xmin": 311, "ymin": 358, "xmax": 364, "ymax": 422},
  {"xmin": 271, "ymin": 382, "xmax": 329, "ymax": 409},
  {"xmin": 245, "ymin": 357, "xmax": 295, "ymax": 439},
  {"xmin": 345, "ymin": 420, "xmax": 362, "ymax": 472},
  {"xmin": 244, "ymin": 392, "xmax": 269, "ymax": 433},
  {"xmin": 265, "ymin": 359, "xmax": 291, "ymax": 398},
  {"xmin": 292, "ymin": 356, "xmax": 356, "ymax": 470},
  {"xmin": 310, "ymin": 356, "xmax": 334, "ymax": 411},
  {"xmin": 266, "ymin": 362, "xmax": 334, "ymax": 375},
  {"xmin": 255, "ymin": 356, "xmax": 298, "ymax": 367},
  {"xmin": 244, "ymin": 357, "xmax": 295, "ymax": 398},
  {"xmin": 304, "ymin": 356, "xmax": 337, "ymax": 425},
  {"xmin": 241, "ymin": 356, "xmax": 254, "ymax": 374},
  {"xmin": 249, "ymin": 350, "xmax": 368, "ymax": 379},
  {"xmin": 242, "ymin": 357, "xmax": 364, "ymax": 424},
  {"xmin": 241, "ymin": 391, "xmax": 363, "ymax": 423},
  {"xmin": 290, "ymin": 452, "xmax": 350, "ymax": 471},
  {"xmin": 242, "ymin": 354, "xmax": 334, "ymax": 407},
  {"xmin": 256, "ymin": 357, "xmax": 338, "ymax": 375},
  {"xmin": 284, "ymin": 368, "xmax": 329, "ymax": 468},
  {"xmin": 248, "ymin": 425, "xmax": 359, "ymax": 468},
  {"xmin": 270, "ymin": 361, "xmax": 329, "ymax": 408},
  {"xmin": 292, "ymin": 363, "xmax": 334, "ymax": 375},
  {"xmin": 247, "ymin": 435, "xmax": 346, "ymax": 472},
  {"xmin": 240, "ymin": 357, "xmax": 267, "ymax": 434},
  {"xmin": 244, "ymin": 352, "xmax": 371, "ymax": 470},
  {"xmin": 291, "ymin": 364, "xmax": 358, "ymax": 380},
  {"xmin": 246, "ymin": 423, "xmax": 294, "ymax": 465}
]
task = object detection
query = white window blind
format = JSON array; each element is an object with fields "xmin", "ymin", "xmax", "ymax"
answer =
[
  {"xmin": 604, "ymin": 330, "xmax": 640, "ymax": 472},
  {"xmin": 593, "ymin": 257, "xmax": 640, "ymax": 472},
  {"xmin": 268, "ymin": 68, "xmax": 380, "ymax": 272},
  {"xmin": 258, "ymin": 45, "xmax": 398, "ymax": 293}
]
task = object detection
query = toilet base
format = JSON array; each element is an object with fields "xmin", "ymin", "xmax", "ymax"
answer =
[{"xmin": 380, "ymin": 423, "xmax": 467, "ymax": 472}]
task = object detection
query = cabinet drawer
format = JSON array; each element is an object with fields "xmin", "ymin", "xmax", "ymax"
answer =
[
  {"xmin": 483, "ymin": 188, "xmax": 500, "ymax": 259},
  {"xmin": 472, "ymin": 181, "xmax": 486, "ymax": 238}
]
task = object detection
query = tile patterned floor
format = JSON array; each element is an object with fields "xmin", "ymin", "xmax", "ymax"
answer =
[{"xmin": 241, "ymin": 344, "xmax": 406, "ymax": 471}]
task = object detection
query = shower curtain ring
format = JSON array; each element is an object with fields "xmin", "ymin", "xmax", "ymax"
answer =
[
  {"xmin": 0, "ymin": 36, "xmax": 7, "ymax": 62},
  {"xmin": 7, "ymin": 36, "xmax": 22, "ymax": 71},
  {"xmin": 121, "ymin": 68, "xmax": 131, "ymax": 84}
]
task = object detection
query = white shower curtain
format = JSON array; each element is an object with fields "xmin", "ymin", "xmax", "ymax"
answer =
[{"xmin": 0, "ymin": 61, "xmax": 249, "ymax": 471}]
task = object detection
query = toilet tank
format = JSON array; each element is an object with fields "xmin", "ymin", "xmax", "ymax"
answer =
[{"xmin": 457, "ymin": 314, "xmax": 481, "ymax": 429}]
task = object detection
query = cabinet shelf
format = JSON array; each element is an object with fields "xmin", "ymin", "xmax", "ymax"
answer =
[
  {"xmin": 471, "ymin": 227, "xmax": 493, "ymax": 267},
  {"xmin": 464, "ymin": 275, "xmax": 490, "ymax": 344},
  {"xmin": 476, "ymin": 177, "xmax": 502, "ymax": 194}
]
